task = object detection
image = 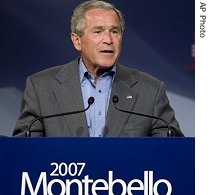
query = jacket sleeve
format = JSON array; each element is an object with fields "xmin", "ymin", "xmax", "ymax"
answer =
[
  {"xmin": 13, "ymin": 76, "xmax": 44, "ymax": 137},
  {"xmin": 151, "ymin": 82, "xmax": 184, "ymax": 137}
]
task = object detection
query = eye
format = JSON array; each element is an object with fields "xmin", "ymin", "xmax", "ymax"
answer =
[
  {"xmin": 94, "ymin": 30, "xmax": 101, "ymax": 34},
  {"xmin": 93, "ymin": 29, "xmax": 103, "ymax": 34},
  {"xmin": 111, "ymin": 28, "xmax": 121, "ymax": 35}
]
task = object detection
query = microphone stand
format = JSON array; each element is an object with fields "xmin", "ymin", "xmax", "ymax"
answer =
[
  {"xmin": 26, "ymin": 97, "xmax": 95, "ymax": 137},
  {"xmin": 112, "ymin": 95, "xmax": 172, "ymax": 137}
]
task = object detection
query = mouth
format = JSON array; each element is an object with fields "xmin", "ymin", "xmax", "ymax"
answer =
[{"xmin": 100, "ymin": 50, "xmax": 114, "ymax": 54}]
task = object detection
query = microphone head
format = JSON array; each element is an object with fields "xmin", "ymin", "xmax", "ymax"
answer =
[
  {"xmin": 112, "ymin": 95, "xmax": 119, "ymax": 104},
  {"xmin": 88, "ymin": 97, "xmax": 95, "ymax": 105}
]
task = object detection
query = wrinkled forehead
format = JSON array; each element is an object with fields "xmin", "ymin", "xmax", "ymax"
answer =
[{"xmin": 84, "ymin": 9, "xmax": 121, "ymax": 27}]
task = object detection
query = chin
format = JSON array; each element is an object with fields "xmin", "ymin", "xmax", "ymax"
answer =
[
  {"xmin": 100, "ymin": 60, "xmax": 115, "ymax": 67},
  {"xmin": 100, "ymin": 64, "xmax": 114, "ymax": 69}
]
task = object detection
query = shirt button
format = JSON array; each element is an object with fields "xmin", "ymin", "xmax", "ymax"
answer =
[
  {"xmin": 98, "ymin": 89, "xmax": 102, "ymax": 93},
  {"xmin": 99, "ymin": 111, "xmax": 101, "ymax": 115}
]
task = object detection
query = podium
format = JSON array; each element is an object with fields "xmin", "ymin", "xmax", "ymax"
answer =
[{"xmin": 0, "ymin": 138, "xmax": 194, "ymax": 194}]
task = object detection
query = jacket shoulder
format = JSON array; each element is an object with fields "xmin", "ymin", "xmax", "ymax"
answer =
[
  {"xmin": 117, "ymin": 64, "xmax": 163, "ymax": 86},
  {"xmin": 28, "ymin": 59, "xmax": 78, "ymax": 83}
]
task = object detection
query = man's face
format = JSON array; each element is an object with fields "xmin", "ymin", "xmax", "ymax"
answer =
[{"xmin": 71, "ymin": 9, "xmax": 122, "ymax": 74}]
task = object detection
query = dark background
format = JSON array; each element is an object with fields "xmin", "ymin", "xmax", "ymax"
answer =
[{"xmin": 0, "ymin": 0, "xmax": 195, "ymax": 136}]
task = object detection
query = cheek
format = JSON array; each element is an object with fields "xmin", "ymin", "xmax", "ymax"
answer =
[
  {"xmin": 83, "ymin": 41, "xmax": 99, "ymax": 55},
  {"xmin": 116, "ymin": 38, "xmax": 122, "ymax": 48},
  {"xmin": 82, "ymin": 37, "xmax": 96, "ymax": 48}
]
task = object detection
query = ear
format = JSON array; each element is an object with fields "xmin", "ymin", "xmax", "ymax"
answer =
[{"xmin": 71, "ymin": 32, "xmax": 81, "ymax": 51}]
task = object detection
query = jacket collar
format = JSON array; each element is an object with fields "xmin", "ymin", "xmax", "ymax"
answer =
[{"xmin": 54, "ymin": 59, "xmax": 138, "ymax": 137}]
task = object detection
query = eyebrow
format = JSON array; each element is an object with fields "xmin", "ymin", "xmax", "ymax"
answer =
[{"xmin": 92, "ymin": 25, "xmax": 121, "ymax": 30}]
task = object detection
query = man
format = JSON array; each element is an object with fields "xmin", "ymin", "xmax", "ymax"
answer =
[{"xmin": 13, "ymin": 0, "xmax": 184, "ymax": 137}]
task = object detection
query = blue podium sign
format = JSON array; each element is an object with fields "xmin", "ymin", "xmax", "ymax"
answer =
[{"xmin": 0, "ymin": 138, "xmax": 194, "ymax": 195}]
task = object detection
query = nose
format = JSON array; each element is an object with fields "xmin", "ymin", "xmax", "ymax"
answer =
[{"xmin": 102, "ymin": 31, "xmax": 113, "ymax": 45}]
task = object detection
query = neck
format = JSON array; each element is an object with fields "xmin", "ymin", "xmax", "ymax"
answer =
[{"xmin": 86, "ymin": 65, "xmax": 114, "ymax": 77}]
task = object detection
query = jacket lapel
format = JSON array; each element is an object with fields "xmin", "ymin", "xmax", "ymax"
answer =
[
  {"xmin": 105, "ymin": 64, "xmax": 138, "ymax": 137},
  {"xmin": 52, "ymin": 60, "xmax": 138, "ymax": 137},
  {"xmin": 53, "ymin": 60, "xmax": 89, "ymax": 137}
]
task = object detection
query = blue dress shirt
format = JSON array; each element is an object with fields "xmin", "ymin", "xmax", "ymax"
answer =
[{"xmin": 79, "ymin": 58, "xmax": 115, "ymax": 137}]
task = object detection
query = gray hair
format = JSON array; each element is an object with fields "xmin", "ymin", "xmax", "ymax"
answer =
[{"xmin": 71, "ymin": 0, "xmax": 125, "ymax": 36}]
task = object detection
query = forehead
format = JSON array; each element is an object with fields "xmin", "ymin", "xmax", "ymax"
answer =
[{"xmin": 84, "ymin": 9, "xmax": 120, "ymax": 26}]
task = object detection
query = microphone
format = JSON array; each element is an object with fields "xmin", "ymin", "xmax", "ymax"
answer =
[
  {"xmin": 26, "ymin": 97, "xmax": 95, "ymax": 137},
  {"xmin": 112, "ymin": 95, "xmax": 172, "ymax": 137}
]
